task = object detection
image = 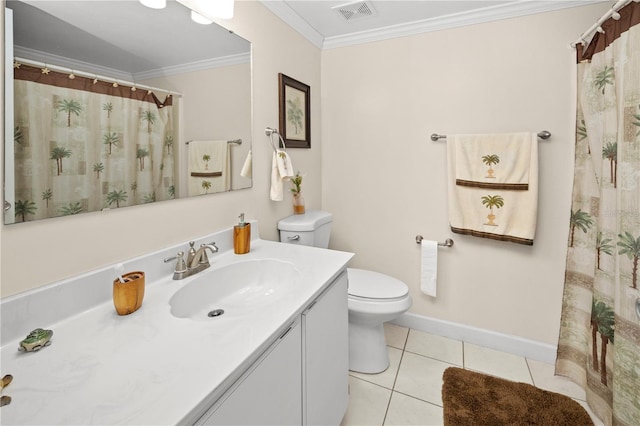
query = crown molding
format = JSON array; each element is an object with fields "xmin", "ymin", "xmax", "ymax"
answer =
[
  {"xmin": 133, "ymin": 52, "xmax": 251, "ymax": 80},
  {"xmin": 260, "ymin": 1, "xmax": 607, "ymax": 50},
  {"xmin": 13, "ymin": 45, "xmax": 250, "ymax": 82}
]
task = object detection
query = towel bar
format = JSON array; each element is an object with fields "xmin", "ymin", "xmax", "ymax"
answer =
[
  {"xmin": 185, "ymin": 139, "xmax": 242, "ymax": 145},
  {"xmin": 430, "ymin": 131, "xmax": 551, "ymax": 142},
  {"xmin": 416, "ymin": 235, "xmax": 454, "ymax": 247}
]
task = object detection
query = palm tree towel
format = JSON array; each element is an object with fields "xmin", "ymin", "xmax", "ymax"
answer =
[
  {"xmin": 453, "ymin": 132, "xmax": 533, "ymax": 190},
  {"xmin": 446, "ymin": 133, "xmax": 538, "ymax": 245},
  {"xmin": 188, "ymin": 140, "xmax": 230, "ymax": 196}
]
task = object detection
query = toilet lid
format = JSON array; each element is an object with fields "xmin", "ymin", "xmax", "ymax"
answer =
[{"xmin": 347, "ymin": 268, "xmax": 409, "ymax": 299}]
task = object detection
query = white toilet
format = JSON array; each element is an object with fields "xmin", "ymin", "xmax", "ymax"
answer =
[{"xmin": 278, "ymin": 210, "xmax": 412, "ymax": 374}]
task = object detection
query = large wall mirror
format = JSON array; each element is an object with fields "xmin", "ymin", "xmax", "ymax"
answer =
[{"xmin": 3, "ymin": 0, "xmax": 252, "ymax": 225}]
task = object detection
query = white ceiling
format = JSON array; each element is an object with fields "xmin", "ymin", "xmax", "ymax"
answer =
[
  {"xmin": 260, "ymin": 0, "xmax": 608, "ymax": 49},
  {"xmin": 8, "ymin": 0, "xmax": 250, "ymax": 80}
]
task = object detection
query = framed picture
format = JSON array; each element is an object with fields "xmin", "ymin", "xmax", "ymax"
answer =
[{"xmin": 279, "ymin": 73, "xmax": 311, "ymax": 148}]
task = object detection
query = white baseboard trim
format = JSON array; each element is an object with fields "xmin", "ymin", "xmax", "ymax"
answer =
[{"xmin": 391, "ymin": 312, "xmax": 558, "ymax": 364}]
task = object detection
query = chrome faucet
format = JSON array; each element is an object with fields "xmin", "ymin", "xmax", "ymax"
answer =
[{"xmin": 167, "ymin": 241, "xmax": 218, "ymax": 280}]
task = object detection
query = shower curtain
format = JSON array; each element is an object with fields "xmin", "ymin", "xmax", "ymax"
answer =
[
  {"xmin": 12, "ymin": 63, "xmax": 178, "ymax": 222},
  {"xmin": 556, "ymin": 3, "xmax": 640, "ymax": 425}
]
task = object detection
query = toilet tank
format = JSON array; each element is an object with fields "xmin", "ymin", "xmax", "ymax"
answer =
[{"xmin": 278, "ymin": 210, "xmax": 333, "ymax": 248}]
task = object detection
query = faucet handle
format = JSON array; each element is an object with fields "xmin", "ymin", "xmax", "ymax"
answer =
[
  {"xmin": 186, "ymin": 241, "xmax": 197, "ymax": 266},
  {"xmin": 174, "ymin": 251, "xmax": 187, "ymax": 273}
]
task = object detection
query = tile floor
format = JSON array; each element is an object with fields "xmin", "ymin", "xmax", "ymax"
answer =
[{"xmin": 340, "ymin": 324, "xmax": 603, "ymax": 426}]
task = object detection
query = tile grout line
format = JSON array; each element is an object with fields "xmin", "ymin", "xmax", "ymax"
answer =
[{"xmin": 381, "ymin": 327, "xmax": 411, "ymax": 425}]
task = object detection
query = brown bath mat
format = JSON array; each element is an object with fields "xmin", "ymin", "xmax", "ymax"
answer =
[{"xmin": 442, "ymin": 367, "xmax": 594, "ymax": 426}]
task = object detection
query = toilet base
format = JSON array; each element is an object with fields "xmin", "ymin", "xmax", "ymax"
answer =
[{"xmin": 348, "ymin": 321, "xmax": 389, "ymax": 374}]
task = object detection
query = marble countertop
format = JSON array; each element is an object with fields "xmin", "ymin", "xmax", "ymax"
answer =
[{"xmin": 0, "ymin": 238, "xmax": 353, "ymax": 425}]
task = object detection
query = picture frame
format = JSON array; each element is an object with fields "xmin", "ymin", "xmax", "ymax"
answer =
[{"xmin": 278, "ymin": 73, "xmax": 311, "ymax": 148}]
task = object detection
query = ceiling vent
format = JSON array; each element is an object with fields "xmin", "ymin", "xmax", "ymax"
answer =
[{"xmin": 332, "ymin": 1, "xmax": 376, "ymax": 22}]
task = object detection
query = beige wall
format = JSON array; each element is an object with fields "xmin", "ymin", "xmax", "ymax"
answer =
[
  {"xmin": 321, "ymin": 3, "xmax": 609, "ymax": 346},
  {"xmin": 0, "ymin": 1, "xmax": 322, "ymax": 296}
]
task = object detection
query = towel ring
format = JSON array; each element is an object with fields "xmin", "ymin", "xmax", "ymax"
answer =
[{"xmin": 265, "ymin": 127, "xmax": 287, "ymax": 152}]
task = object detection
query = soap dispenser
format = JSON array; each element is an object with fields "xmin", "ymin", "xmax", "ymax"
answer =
[{"xmin": 234, "ymin": 213, "xmax": 251, "ymax": 254}]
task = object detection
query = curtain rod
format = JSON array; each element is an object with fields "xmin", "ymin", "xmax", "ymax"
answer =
[
  {"xmin": 14, "ymin": 57, "xmax": 183, "ymax": 98},
  {"xmin": 571, "ymin": 0, "xmax": 633, "ymax": 48}
]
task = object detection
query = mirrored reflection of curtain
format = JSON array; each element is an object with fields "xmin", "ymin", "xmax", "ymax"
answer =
[
  {"xmin": 556, "ymin": 3, "xmax": 640, "ymax": 425},
  {"xmin": 13, "ymin": 64, "xmax": 178, "ymax": 222}
]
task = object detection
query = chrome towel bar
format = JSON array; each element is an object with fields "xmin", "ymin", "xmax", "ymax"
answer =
[
  {"xmin": 416, "ymin": 235, "xmax": 454, "ymax": 247},
  {"xmin": 430, "ymin": 130, "xmax": 551, "ymax": 142}
]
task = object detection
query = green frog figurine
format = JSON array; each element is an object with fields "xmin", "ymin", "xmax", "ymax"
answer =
[{"xmin": 18, "ymin": 328, "xmax": 53, "ymax": 352}]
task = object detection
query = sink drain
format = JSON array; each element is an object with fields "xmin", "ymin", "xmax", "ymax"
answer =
[{"xmin": 208, "ymin": 309, "xmax": 225, "ymax": 318}]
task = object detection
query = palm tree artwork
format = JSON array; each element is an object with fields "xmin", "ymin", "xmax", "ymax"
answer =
[
  {"xmin": 14, "ymin": 199, "xmax": 36, "ymax": 222},
  {"xmin": 41, "ymin": 189, "xmax": 53, "ymax": 208},
  {"xmin": 481, "ymin": 154, "xmax": 500, "ymax": 178},
  {"xmin": 14, "ymin": 126, "xmax": 23, "ymax": 145},
  {"xmin": 617, "ymin": 232, "xmax": 640, "ymax": 289},
  {"xmin": 481, "ymin": 194, "xmax": 504, "ymax": 226},
  {"xmin": 93, "ymin": 163, "xmax": 104, "ymax": 179},
  {"xmin": 602, "ymin": 142, "xmax": 617, "ymax": 188},
  {"xmin": 596, "ymin": 232, "xmax": 614, "ymax": 270},
  {"xmin": 141, "ymin": 110, "xmax": 156, "ymax": 133},
  {"xmin": 50, "ymin": 146, "xmax": 72, "ymax": 175},
  {"xmin": 103, "ymin": 132, "xmax": 119, "ymax": 155},
  {"xmin": 168, "ymin": 185, "xmax": 175, "ymax": 199},
  {"xmin": 59, "ymin": 202, "xmax": 82, "ymax": 216},
  {"xmin": 103, "ymin": 102, "xmax": 113, "ymax": 119},
  {"xmin": 202, "ymin": 180, "xmax": 212, "ymax": 194},
  {"xmin": 569, "ymin": 209, "xmax": 594, "ymax": 247},
  {"xmin": 57, "ymin": 99, "xmax": 82, "ymax": 127},
  {"xmin": 130, "ymin": 182, "xmax": 138, "ymax": 198},
  {"xmin": 591, "ymin": 298, "xmax": 615, "ymax": 386},
  {"xmin": 143, "ymin": 193, "xmax": 156, "ymax": 203},
  {"xmin": 286, "ymin": 97, "xmax": 304, "ymax": 135},
  {"xmin": 594, "ymin": 65, "xmax": 614, "ymax": 94},
  {"xmin": 165, "ymin": 135, "xmax": 173, "ymax": 155},
  {"xmin": 106, "ymin": 190, "xmax": 128, "ymax": 208},
  {"xmin": 202, "ymin": 154, "xmax": 211, "ymax": 170},
  {"xmin": 137, "ymin": 148, "xmax": 149, "ymax": 171}
]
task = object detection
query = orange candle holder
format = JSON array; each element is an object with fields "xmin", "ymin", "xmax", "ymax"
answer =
[{"xmin": 113, "ymin": 271, "xmax": 145, "ymax": 315}]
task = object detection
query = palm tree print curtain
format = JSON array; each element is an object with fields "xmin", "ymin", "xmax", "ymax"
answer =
[
  {"xmin": 12, "ymin": 64, "xmax": 177, "ymax": 222},
  {"xmin": 556, "ymin": 3, "xmax": 640, "ymax": 425}
]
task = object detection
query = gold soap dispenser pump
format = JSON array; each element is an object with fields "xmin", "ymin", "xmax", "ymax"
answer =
[{"xmin": 234, "ymin": 213, "xmax": 251, "ymax": 254}]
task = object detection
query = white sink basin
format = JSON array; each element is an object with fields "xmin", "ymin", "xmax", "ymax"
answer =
[{"xmin": 169, "ymin": 259, "xmax": 300, "ymax": 321}]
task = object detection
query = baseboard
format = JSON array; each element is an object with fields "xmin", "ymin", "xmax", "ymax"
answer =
[{"xmin": 390, "ymin": 312, "xmax": 557, "ymax": 364}]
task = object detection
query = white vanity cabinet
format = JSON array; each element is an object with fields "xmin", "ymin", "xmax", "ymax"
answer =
[
  {"xmin": 303, "ymin": 270, "xmax": 349, "ymax": 425},
  {"xmin": 199, "ymin": 320, "xmax": 303, "ymax": 425},
  {"xmin": 196, "ymin": 270, "xmax": 349, "ymax": 426}
]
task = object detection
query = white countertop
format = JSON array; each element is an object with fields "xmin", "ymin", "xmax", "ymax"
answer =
[{"xmin": 0, "ymin": 237, "xmax": 353, "ymax": 425}]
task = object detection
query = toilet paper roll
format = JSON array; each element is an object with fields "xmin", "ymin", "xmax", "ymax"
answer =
[{"xmin": 420, "ymin": 239, "xmax": 438, "ymax": 297}]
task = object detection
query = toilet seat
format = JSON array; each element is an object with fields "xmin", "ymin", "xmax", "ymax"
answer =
[{"xmin": 347, "ymin": 268, "xmax": 409, "ymax": 301}]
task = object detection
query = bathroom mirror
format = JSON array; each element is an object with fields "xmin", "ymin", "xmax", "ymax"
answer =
[{"xmin": 3, "ymin": 0, "xmax": 252, "ymax": 225}]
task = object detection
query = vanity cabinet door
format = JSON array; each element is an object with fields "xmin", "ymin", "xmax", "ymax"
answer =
[
  {"xmin": 302, "ymin": 271, "xmax": 349, "ymax": 425},
  {"xmin": 199, "ymin": 321, "xmax": 302, "ymax": 426}
]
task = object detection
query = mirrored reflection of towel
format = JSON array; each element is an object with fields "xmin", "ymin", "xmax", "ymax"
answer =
[
  {"xmin": 188, "ymin": 140, "xmax": 230, "ymax": 196},
  {"xmin": 270, "ymin": 150, "xmax": 294, "ymax": 201},
  {"xmin": 447, "ymin": 133, "xmax": 538, "ymax": 245},
  {"xmin": 454, "ymin": 133, "xmax": 533, "ymax": 190},
  {"xmin": 240, "ymin": 150, "xmax": 252, "ymax": 178}
]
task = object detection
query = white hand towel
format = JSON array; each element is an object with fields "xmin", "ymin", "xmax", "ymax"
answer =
[
  {"xmin": 240, "ymin": 150, "xmax": 252, "ymax": 178},
  {"xmin": 420, "ymin": 240, "xmax": 438, "ymax": 297},
  {"xmin": 270, "ymin": 150, "xmax": 294, "ymax": 201}
]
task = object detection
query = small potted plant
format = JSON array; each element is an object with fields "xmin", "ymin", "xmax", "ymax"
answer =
[{"xmin": 290, "ymin": 172, "xmax": 305, "ymax": 215}]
